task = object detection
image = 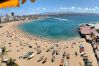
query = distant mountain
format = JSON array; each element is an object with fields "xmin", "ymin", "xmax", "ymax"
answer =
[
  {"xmin": 37, "ymin": 12, "xmax": 99, "ymax": 16},
  {"xmin": 19, "ymin": 12, "xmax": 99, "ymax": 17}
]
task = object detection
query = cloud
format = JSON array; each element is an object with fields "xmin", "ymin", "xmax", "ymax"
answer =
[
  {"xmin": 59, "ymin": 7, "xmax": 76, "ymax": 10},
  {"xmin": 59, "ymin": 6, "xmax": 99, "ymax": 13},
  {"xmin": 84, "ymin": 8, "xmax": 89, "ymax": 10},
  {"xmin": 95, "ymin": 6, "xmax": 99, "ymax": 9},
  {"xmin": 91, "ymin": 8, "xmax": 96, "ymax": 11},
  {"xmin": 36, "ymin": 8, "xmax": 40, "ymax": 11},
  {"xmin": 82, "ymin": 7, "xmax": 97, "ymax": 11},
  {"xmin": 78, "ymin": 7, "xmax": 82, "ymax": 10},
  {"xmin": 71, "ymin": 7, "xmax": 75, "ymax": 9},
  {"xmin": 35, "ymin": 7, "xmax": 46, "ymax": 11},
  {"xmin": 76, "ymin": 6, "xmax": 98, "ymax": 12},
  {"xmin": 42, "ymin": 8, "xmax": 46, "ymax": 10},
  {"xmin": 59, "ymin": 7, "xmax": 68, "ymax": 10}
]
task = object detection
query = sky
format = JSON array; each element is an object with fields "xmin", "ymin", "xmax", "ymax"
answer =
[{"xmin": 0, "ymin": 0, "xmax": 99, "ymax": 16}]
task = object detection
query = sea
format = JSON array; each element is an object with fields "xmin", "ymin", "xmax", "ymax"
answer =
[{"xmin": 18, "ymin": 14, "xmax": 99, "ymax": 40}]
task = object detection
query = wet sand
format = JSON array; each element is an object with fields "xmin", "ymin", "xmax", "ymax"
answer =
[{"xmin": 0, "ymin": 20, "xmax": 98, "ymax": 66}]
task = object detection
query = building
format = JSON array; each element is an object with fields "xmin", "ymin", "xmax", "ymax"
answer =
[
  {"xmin": 0, "ymin": 17, "xmax": 1, "ymax": 23},
  {"xmin": 0, "ymin": 16, "xmax": 9, "ymax": 23},
  {"xmin": 78, "ymin": 24, "xmax": 96, "ymax": 42},
  {"xmin": 8, "ymin": 17, "xmax": 15, "ymax": 22}
]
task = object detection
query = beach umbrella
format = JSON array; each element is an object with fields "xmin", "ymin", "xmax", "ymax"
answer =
[
  {"xmin": 30, "ymin": 0, "xmax": 36, "ymax": 3},
  {"xmin": 0, "ymin": 0, "xmax": 19, "ymax": 8},
  {"xmin": 0, "ymin": 0, "xmax": 36, "ymax": 8},
  {"xmin": 22, "ymin": 0, "xmax": 26, "ymax": 4}
]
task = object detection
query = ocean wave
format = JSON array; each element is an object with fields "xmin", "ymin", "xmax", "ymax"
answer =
[
  {"xmin": 54, "ymin": 18, "xmax": 68, "ymax": 21},
  {"xmin": 32, "ymin": 17, "xmax": 49, "ymax": 22}
]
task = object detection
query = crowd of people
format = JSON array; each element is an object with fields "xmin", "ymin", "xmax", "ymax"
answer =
[{"xmin": 0, "ymin": 21, "xmax": 97, "ymax": 66}]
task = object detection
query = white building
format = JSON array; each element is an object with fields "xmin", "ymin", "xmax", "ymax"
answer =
[
  {"xmin": 0, "ymin": 16, "xmax": 9, "ymax": 23},
  {"xmin": 8, "ymin": 17, "xmax": 15, "ymax": 22}
]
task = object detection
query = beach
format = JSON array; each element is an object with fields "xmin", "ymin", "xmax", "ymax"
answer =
[{"xmin": 0, "ymin": 20, "xmax": 98, "ymax": 66}]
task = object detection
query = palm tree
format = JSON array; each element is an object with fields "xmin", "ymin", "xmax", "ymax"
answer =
[
  {"xmin": 0, "ymin": 46, "xmax": 7, "ymax": 66},
  {"xmin": 1, "ymin": 46, "xmax": 7, "ymax": 55},
  {"xmin": 7, "ymin": 58, "xmax": 19, "ymax": 66}
]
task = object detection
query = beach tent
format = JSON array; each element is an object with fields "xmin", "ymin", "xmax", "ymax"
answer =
[{"xmin": 0, "ymin": 0, "xmax": 35, "ymax": 8}]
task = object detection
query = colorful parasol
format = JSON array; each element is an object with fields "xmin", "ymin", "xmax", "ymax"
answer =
[
  {"xmin": 30, "ymin": 0, "xmax": 35, "ymax": 3},
  {"xmin": 0, "ymin": 0, "xmax": 36, "ymax": 8},
  {"xmin": 0, "ymin": 0, "xmax": 20, "ymax": 8},
  {"xmin": 22, "ymin": 0, "xmax": 26, "ymax": 4}
]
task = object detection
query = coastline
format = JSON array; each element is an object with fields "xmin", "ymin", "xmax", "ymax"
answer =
[
  {"xmin": 0, "ymin": 20, "xmax": 98, "ymax": 66},
  {"xmin": 17, "ymin": 19, "xmax": 80, "ymax": 41}
]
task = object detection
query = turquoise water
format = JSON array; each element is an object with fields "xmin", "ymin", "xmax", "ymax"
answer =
[{"xmin": 19, "ymin": 14, "xmax": 99, "ymax": 40}]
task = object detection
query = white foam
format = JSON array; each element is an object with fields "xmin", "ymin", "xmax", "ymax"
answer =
[
  {"xmin": 54, "ymin": 18, "xmax": 68, "ymax": 21},
  {"xmin": 32, "ymin": 17, "xmax": 47, "ymax": 22}
]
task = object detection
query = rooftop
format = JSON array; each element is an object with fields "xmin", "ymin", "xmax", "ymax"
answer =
[{"xmin": 80, "ymin": 26, "xmax": 95, "ymax": 35}]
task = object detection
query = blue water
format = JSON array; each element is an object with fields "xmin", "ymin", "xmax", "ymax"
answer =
[{"xmin": 19, "ymin": 14, "xmax": 99, "ymax": 40}]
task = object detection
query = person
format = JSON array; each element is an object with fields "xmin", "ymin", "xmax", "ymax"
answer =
[
  {"xmin": 75, "ymin": 51, "xmax": 78, "ymax": 56},
  {"xmin": 66, "ymin": 54, "xmax": 70, "ymax": 59},
  {"xmin": 79, "ymin": 62, "xmax": 82, "ymax": 66}
]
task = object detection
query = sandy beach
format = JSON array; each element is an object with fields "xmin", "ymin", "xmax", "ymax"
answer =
[{"xmin": 0, "ymin": 20, "xmax": 98, "ymax": 66}]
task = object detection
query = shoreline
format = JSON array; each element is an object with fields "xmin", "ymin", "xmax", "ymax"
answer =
[
  {"xmin": 17, "ymin": 19, "xmax": 81, "ymax": 41},
  {"xmin": 0, "ymin": 20, "xmax": 98, "ymax": 66}
]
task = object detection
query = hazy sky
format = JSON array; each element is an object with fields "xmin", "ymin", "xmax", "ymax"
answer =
[{"xmin": 0, "ymin": 0, "xmax": 99, "ymax": 16}]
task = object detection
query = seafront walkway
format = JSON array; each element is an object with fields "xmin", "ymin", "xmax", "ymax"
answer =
[{"xmin": 78, "ymin": 23, "xmax": 99, "ymax": 66}]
